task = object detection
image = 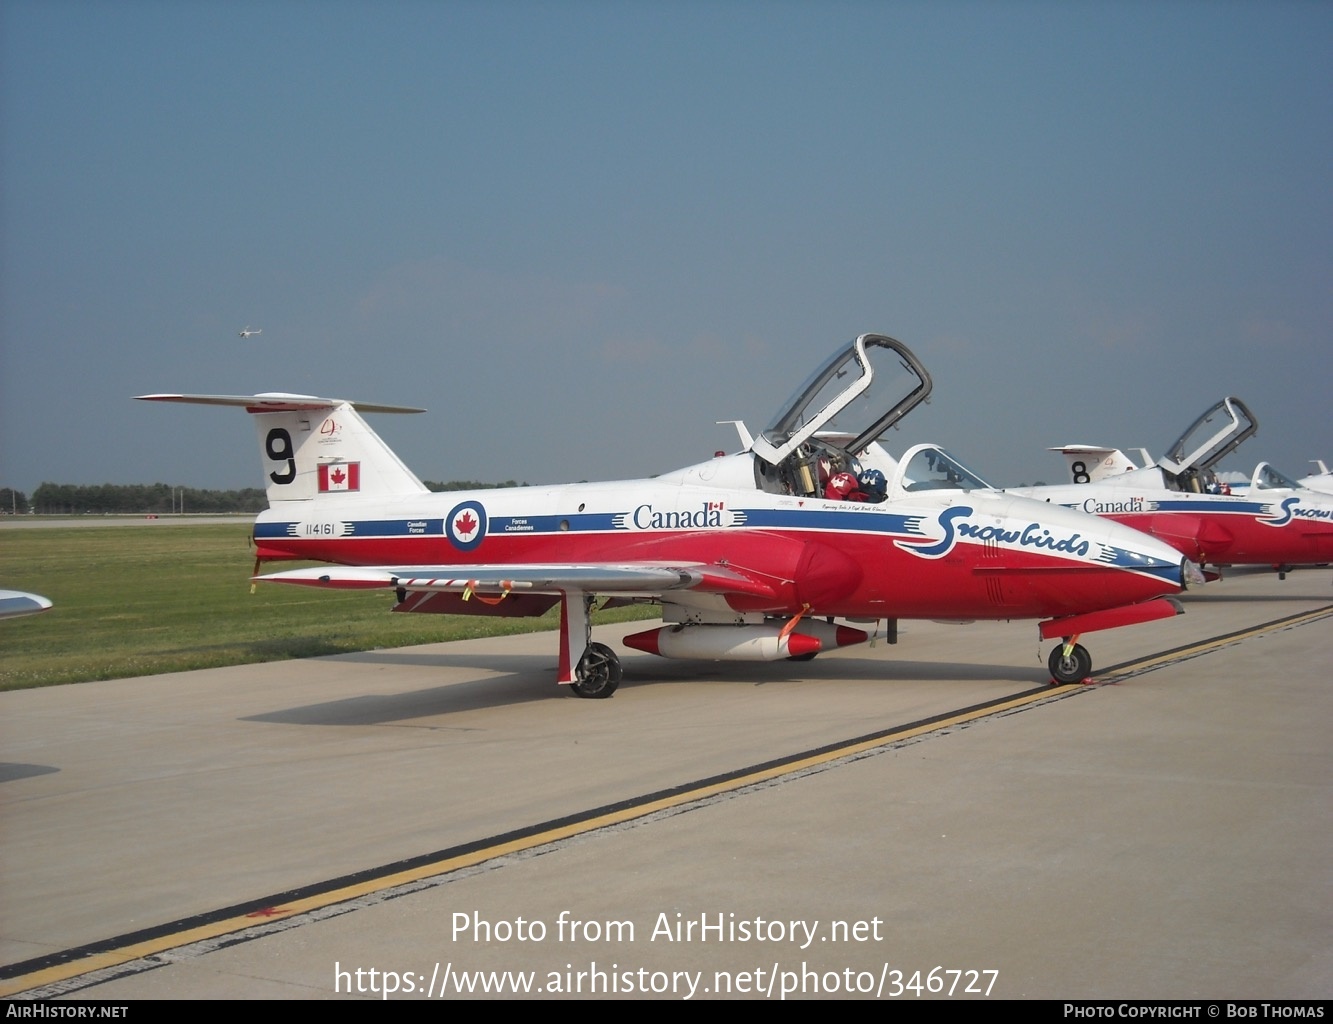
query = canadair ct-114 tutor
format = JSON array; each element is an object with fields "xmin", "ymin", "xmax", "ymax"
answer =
[
  {"xmin": 139, "ymin": 333, "xmax": 1196, "ymax": 695},
  {"xmin": 1017, "ymin": 397, "xmax": 1333, "ymax": 576}
]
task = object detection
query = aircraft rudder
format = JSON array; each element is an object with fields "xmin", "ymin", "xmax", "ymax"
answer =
[{"xmin": 1050, "ymin": 445, "xmax": 1139, "ymax": 484}]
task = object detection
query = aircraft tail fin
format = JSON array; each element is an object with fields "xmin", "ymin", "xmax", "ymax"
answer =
[
  {"xmin": 135, "ymin": 393, "xmax": 429, "ymax": 505},
  {"xmin": 1048, "ymin": 445, "xmax": 1142, "ymax": 484}
]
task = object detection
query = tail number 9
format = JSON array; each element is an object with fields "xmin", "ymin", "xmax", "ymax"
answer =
[{"xmin": 266, "ymin": 428, "xmax": 297, "ymax": 485}]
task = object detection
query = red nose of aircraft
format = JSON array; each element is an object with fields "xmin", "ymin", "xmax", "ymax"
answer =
[{"xmin": 1030, "ymin": 498, "xmax": 1194, "ymax": 615}]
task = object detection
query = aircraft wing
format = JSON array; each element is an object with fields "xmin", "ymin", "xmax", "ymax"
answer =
[
  {"xmin": 0, "ymin": 589, "xmax": 53, "ymax": 619},
  {"xmin": 256, "ymin": 562, "xmax": 783, "ymax": 601}
]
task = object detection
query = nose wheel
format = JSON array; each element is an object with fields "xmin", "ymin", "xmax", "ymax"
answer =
[
  {"xmin": 1048, "ymin": 641, "xmax": 1092, "ymax": 685},
  {"xmin": 571, "ymin": 642, "xmax": 622, "ymax": 698}
]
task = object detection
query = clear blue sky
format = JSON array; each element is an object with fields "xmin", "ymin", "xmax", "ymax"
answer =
[{"xmin": 2, "ymin": 0, "xmax": 1328, "ymax": 493}]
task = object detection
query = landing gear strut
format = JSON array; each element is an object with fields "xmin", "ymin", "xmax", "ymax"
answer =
[
  {"xmin": 1048, "ymin": 640, "xmax": 1092, "ymax": 685},
  {"xmin": 559, "ymin": 592, "xmax": 621, "ymax": 698}
]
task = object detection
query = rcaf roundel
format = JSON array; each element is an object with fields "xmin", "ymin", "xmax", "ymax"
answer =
[
  {"xmin": 318, "ymin": 462, "xmax": 360, "ymax": 492},
  {"xmin": 446, "ymin": 500, "xmax": 487, "ymax": 551}
]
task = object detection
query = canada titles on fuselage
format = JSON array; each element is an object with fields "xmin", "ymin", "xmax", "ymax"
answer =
[{"xmin": 1080, "ymin": 497, "xmax": 1148, "ymax": 515}]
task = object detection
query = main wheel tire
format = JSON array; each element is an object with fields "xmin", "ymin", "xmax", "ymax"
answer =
[
  {"xmin": 571, "ymin": 642, "xmax": 622, "ymax": 698},
  {"xmin": 1048, "ymin": 642, "xmax": 1092, "ymax": 684}
]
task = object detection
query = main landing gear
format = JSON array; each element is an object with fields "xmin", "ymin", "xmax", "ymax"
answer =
[
  {"xmin": 1048, "ymin": 640, "xmax": 1092, "ymax": 685},
  {"xmin": 571, "ymin": 642, "xmax": 622, "ymax": 699},
  {"xmin": 560, "ymin": 592, "xmax": 622, "ymax": 698}
]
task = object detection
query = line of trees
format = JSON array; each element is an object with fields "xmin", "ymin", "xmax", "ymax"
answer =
[
  {"xmin": 423, "ymin": 480, "xmax": 527, "ymax": 491},
  {"xmin": 28, "ymin": 483, "xmax": 267, "ymax": 515},
  {"xmin": 1, "ymin": 488, "xmax": 29, "ymax": 514},
  {"xmin": 7, "ymin": 480, "xmax": 529, "ymax": 515}
]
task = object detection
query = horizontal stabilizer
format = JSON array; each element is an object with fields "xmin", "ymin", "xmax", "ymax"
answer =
[
  {"xmin": 136, "ymin": 393, "xmax": 424, "ymax": 414},
  {"xmin": 137, "ymin": 392, "xmax": 428, "ymax": 503}
]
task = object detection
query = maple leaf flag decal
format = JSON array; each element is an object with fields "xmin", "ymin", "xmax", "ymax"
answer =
[
  {"xmin": 454, "ymin": 510, "xmax": 478, "ymax": 537},
  {"xmin": 445, "ymin": 500, "xmax": 487, "ymax": 551},
  {"xmin": 318, "ymin": 462, "xmax": 361, "ymax": 492}
]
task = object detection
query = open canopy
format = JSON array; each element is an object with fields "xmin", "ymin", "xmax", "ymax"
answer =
[
  {"xmin": 752, "ymin": 334, "xmax": 932, "ymax": 468},
  {"xmin": 1160, "ymin": 396, "xmax": 1258, "ymax": 476}
]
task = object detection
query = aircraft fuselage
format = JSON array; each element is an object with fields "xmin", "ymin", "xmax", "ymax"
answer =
[{"xmin": 255, "ymin": 468, "xmax": 1184, "ymax": 622}]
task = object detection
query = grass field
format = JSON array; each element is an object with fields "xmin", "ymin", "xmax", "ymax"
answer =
[{"xmin": 0, "ymin": 523, "xmax": 658, "ymax": 690}]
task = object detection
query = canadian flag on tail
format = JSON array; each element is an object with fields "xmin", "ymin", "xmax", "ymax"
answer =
[{"xmin": 318, "ymin": 462, "xmax": 361, "ymax": 492}]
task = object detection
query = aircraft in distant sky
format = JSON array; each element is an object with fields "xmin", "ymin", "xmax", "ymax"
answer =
[
  {"xmin": 0, "ymin": 590, "xmax": 52, "ymax": 619},
  {"xmin": 238, "ymin": 327, "xmax": 262, "ymax": 338},
  {"xmin": 138, "ymin": 333, "xmax": 1195, "ymax": 693},
  {"xmin": 1014, "ymin": 397, "xmax": 1333, "ymax": 576}
]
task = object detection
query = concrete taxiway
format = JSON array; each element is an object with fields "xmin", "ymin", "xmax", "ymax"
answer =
[{"xmin": 2, "ymin": 569, "xmax": 1330, "ymax": 999}]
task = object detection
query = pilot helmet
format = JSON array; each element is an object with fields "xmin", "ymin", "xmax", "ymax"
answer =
[
  {"xmin": 827, "ymin": 472, "xmax": 858, "ymax": 497},
  {"xmin": 857, "ymin": 469, "xmax": 887, "ymax": 500}
]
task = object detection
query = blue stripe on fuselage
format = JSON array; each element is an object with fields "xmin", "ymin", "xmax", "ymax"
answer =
[
  {"xmin": 255, "ymin": 506, "xmax": 926, "ymax": 541},
  {"xmin": 732, "ymin": 508, "xmax": 920, "ymax": 533}
]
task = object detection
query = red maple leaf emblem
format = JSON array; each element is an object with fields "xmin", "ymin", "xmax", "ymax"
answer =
[
  {"xmin": 330, "ymin": 467, "xmax": 346, "ymax": 485},
  {"xmin": 455, "ymin": 510, "xmax": 478, "ymax": 537}
]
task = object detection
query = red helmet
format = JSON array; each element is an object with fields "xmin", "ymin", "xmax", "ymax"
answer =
[{"xmin": 827, "ymin": 472, "xmax": 857, "ymax": 497}]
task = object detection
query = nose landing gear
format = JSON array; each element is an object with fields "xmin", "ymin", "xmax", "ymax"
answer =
[{"xmin": 1048, "ymin": 638, "xmax": 1092, "ymax": 685}]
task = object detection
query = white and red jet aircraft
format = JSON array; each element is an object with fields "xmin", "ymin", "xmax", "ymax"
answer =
[
  {"xmin": 1016, "ymin": 397, "xmax": 1333, "ymax": 576},
  {"xmin": 139, "ymin": 334, "xmax": 1195, "ymax": 694}
]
